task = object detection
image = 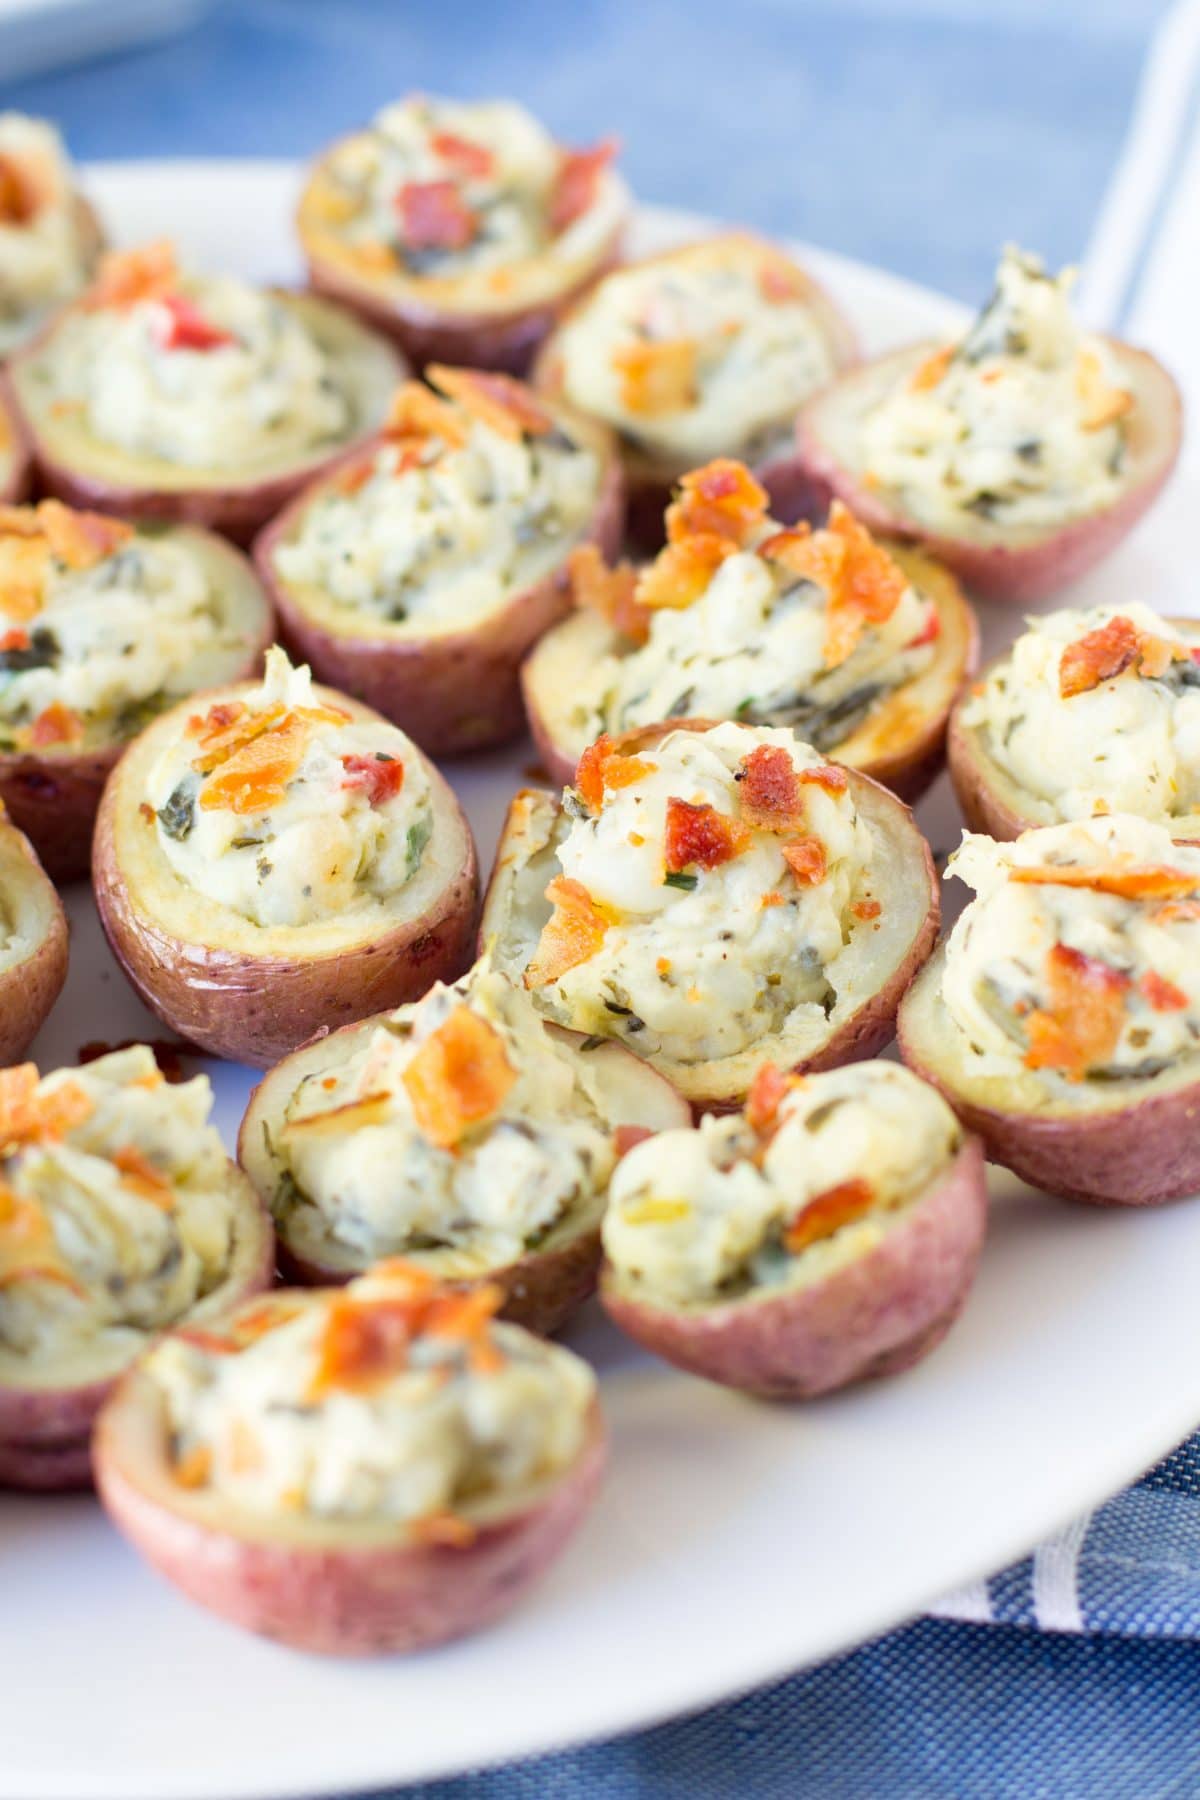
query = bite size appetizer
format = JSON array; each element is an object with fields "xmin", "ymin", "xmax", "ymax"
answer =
[
  {"xmin": 4, "ymin": 242, "xmax": 404, "ymax": 543},
  {"xmin": 601, "ymin": 1060, "xmax": 986, "ymax": 1396},
  {"xmin": 899, "ymin": 816, "xmax": 1200, "ymax": 1206},
  {"xmin": 298, "ymin": 95, "xmax": 628, "ymax": 372},
  {"xmin": 0, "ymin": 383, "xmax": 30, "ymax": 503},
  {"xmin": 0, "ymin": 803, "xmax": 68, "ymax": 1062},
  {"xmin": 482, "ymin": 718, "xmax": 938, "ymax": 1112},
  {"xmin": 94, "ymin": 1263, "xmax": 606, "ymax": 1656},
  {"xmin": 255, "ymin": 366, "xmax": 623, "ymax": 757},
  {"xmin": 797, "ymin": 246, "xmax": 1181, "ymax": 602},
  {"xmin": 523, "ymin": 459, "xmax": 976, "ymax": 801},
  {"xmin": 534, "ymin": 235, "xmax": 856, "ymax": 543},
  {"xmin": 0, "ymin": 500, "xmax": 274, "ymax": 879},
  {"xmin": 93, "ymin": 647, "xmax": 478, "ymax": 1068},
  {"xmin": 948, "ymin": 601, "xmax": 1200, "ymax": 840},
  {"xmin": 0, "ymin": 115, "xmax": 103, "ymax": 360},
  {"xmin": 240, "ymin": 955, "xmax": 688, "ymax": 1331},
  {"xmin": 0, "ymin": 1046, "xmax": 273, "ymax": 1489}
]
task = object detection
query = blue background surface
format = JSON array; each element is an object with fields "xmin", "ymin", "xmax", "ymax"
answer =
[{"xmin": 5, "ymin": 2, "xmax": 1200, "ymax": 1792}]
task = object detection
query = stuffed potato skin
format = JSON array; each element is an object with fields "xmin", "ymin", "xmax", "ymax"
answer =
[
  {"xmin": 601, "ymin": 1134, "xmax": 987, "ymax": 1397},
  {"xmin": 521, "ymin": 543, "xmax": 977, "ymax": 805},
  {"xmin": 480, "ymin": 720, "xmax": 940, "ymax": 1113},
  {"xmin": 95, "ymin": 1376, "xmax": 606, "ymax": 1655},
  {"xmin": 0, "ymin": 813, "xmax": 68, "ymax": 1065},
  {"xmin": 0, "ymin": 386, "xmax": 31, "ymax": 503},
  {"xmin": 3, "ymin": 293, "xmax": 407, "ymax": 545},
  {"xmin": 92, "ymin": 679, "xmax": 479, "ymax": 1068},
  {"xmin": 795, "ymin": 339, "xmax": 1182, "ymax": 603},
  {"xmin": 254, "ymin": 421, "xmax": 625, "ymax": 759}
]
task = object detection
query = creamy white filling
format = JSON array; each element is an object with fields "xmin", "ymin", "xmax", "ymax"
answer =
[
  {"xmin": 146, "ymin": 648, "xmax": 433, "ymax": 930},
  {"xmin": 942, "ymin": 817, "xmax": 1200, "ymax": 1079},
  {"xmin": 603, "ymin": 1061, "xmax": 959, "ymax": 1304},
  {"xmin": 555, "ymin": 248, "xmax": 838, "ymax": 465},
  {"xmin": 959, "ymin": 602, "xmax": 1200, "ymax": 821},
  {"xmin": 568, "ymin": 545, "xmax": 934, "ymax": 743},
  {"xmin": 861, "ymin": 247, "xmax": 1128, "ymax": 533},
  {"xmin": 274, "ymin": 416, "xmax": 600, "ymax": 628},
  {"xmin": 0, "ymin": 532, "xmax": 249, "ymax": 746},
  {"xmin": 531, "ymin": 722, "xmax": 873, "ymax": 1063},
  {"xmin": 148, "ymin": 1273, "xmax": 595, "ymax": 1523},
  {"xmin": 0, "ymin": 115, "xmax": 94, "ymax": 356},
  {"xmin": 274, "ymin": 963, "xmax": 615, "ymax": 1270},
  {"xmin": 0, "ymin": 1047, "xmax": 236, "ymax": 1362},
  {"xmin": 45, "ymin": 276, "xmax": 353, "ymax": 469}
]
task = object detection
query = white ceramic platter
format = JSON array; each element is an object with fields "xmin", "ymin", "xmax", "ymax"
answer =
[{"xmin": 4, "ymin": 161, "xmax": 1200, "ymax": 1800}]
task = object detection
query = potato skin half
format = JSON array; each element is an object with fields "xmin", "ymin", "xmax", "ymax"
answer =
[
  {"xmin": 254, "ymin": 438, "xmax": 626, "ymax": 759},
  {"xmin": 94, "ymin": 1390, "xmax": 606, "ymax": 1655},
  {"xmin": 0, "ymin": 817, "xmax": 68, "ymax": 1065},
  {"xmin": 0, "ymin": 1178, "xmax": 274, "ymax": 1491},
  {"xmin": 91, "ymin": 688, "xmax": 480, "ymax": 1068},
  {"xmin": 601, "ymin": 1136, "xmax": 986, "ymax": 1397},
  {"xmin": 795, "ymin": 340, "xmax": 1182, "ymax": 603},
  {"xmin": 0, "ymin": 387, "xmax": 31, "ymax": 503},
  {"xmin": 945, "ymin": 701, "xmax": 1040, "ymax": 841}
]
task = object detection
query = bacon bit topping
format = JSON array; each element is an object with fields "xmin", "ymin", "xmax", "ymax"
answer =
[
  {"xmin": 663, "ymin": 796, "xmax": 750, "ymax": 874},
  {"xmin": 762, "ymin": 504, "xmax": 908, "ymax": 669},
  {"xmin": 549, "ymin": 137, "xmax": 618, "ymax": 234},
  {"xmin": 908, "ymin": 604, "xmax": 941, "ymax": 649},
  {"xmin": 853, "ymin": 897, "xmax": 882, "ymax": 921},
  {"xmin": 186, "ymin": 697, "xmax": 245, "ymax": 744},
  {"xmin": 27, "ymin": 702, "xmax": 82, "ymax": 748},
  {"xmin": 745, "ymin": 1061, "xmax": 791, "ymax": 1135},
  {"xmin": 799, "ymin": 762, "xmax": 849, "ymax": 794},
  {"xmin": 738, "ymin": 744, "xmax": 807, "ymax": 833},
  {"xmin": 396, "ymin": 179, "xmax": 477, "ymax": 250},
  {"xmin": 909, "ymin": 346, "xmax": 954, "ymax": 392},
  {"xmin": 757, "ymin": 259, "xmax": 809, "ymax": 304},
  {"xmin": 1059, "ymin": 616, "xmax": 1142, "ymax": 698},
  {"xmin": 426, "ymin": 364, "xmax": 554, "ymax": 441},
  {"xmin": 310, "ymin": 1271, "xmax": 505, "ymax": 1397},
  {"xmin": 1075, "ymin": 348, "xmax": 1134, "ymax": 433},
  {"xmin": 87, "ymin": 241, "xmax": 178, "ymax": 311},
  {"xmin": 340, "ymin": 751, "xmax": 405, "ymax": 807},
  {"xmin": 666, "ymin": 460, "xmax": 771, "ymax": 547},
  {"xmin": 401, "ymin": 1006, "xmax": 517, "ymax": 1151},
  {"xmin": 384, "ymin": 379, "xmax": 469, "ymax": 450},
  {"xmin": 613, "ymin": 337, "xmax": 698, "ymax": 417},
  {"xmin": 783, "ymin": 1178, "xmax": 875, "ymax": 1255},
  {"xmin": 429, "ymin": 130, "xmax": 494, "ymax": 179},
  {"xmin": 1023, "ymin": 943, "xmax": 1130, "ymax": 1080},
  {"xmin": 1009, "ymin": 863, "xmax": 1200, "ymax": 902},
  {"xmin": 410, "ymin": 1509, "xmax": 478, "ymax": 1548},
  {"xmin": 198, "ymin": 713, "xmax": 309, "ymax": 816},
  {"xmin": 614, "ymin": 1123, "xmax": 654, "ymax": 1158},
  {"xmin": 0, "ymin": 154, "xmax": 40, "ymax": 226},
  {"xmin": 0, "ymin": 1066, "xmax": 93, "ymax": 1152},
  {"xmin": 568, "ymin": 544, "xmax": 648, "ymax": 644},
  {"xmin": 1140, "ymin": 971, "xmax": 1189, "ymax": 1012},
  {"xmin": 111, "ymin": 1145, "xmax": 175, "ymax": 1209},
  {"xmin": 151, "ymin": 292, "xmax": 234, "ymax": 352},
  {"xmin": 524, "ymin": 875, "xmax": 612, "ymax": 989},
  {"xmin": 574, "ymin": 734, "xmax": 653, "ymax": 812},
  {"xmin": 0, "ymin": 501, "xmax": 132, "ymax": 621},
  {"xmin": 42, "ymin": 501, "xmax": 132, "ymax": 569},
  {"xmin": 782, "ymin": 836, "xmax": 827, "ymax": 886},
  {"xmin": 634, "ymin": 533, "xmax": 733, "ymax": 612},
  {"xmin": 172, "ymin": 1445, "xmax": 212, "ymax": 1489}
]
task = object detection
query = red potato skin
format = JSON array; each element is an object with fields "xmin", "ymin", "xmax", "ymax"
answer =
[
  {"xmin": 254, "ymin": 447, "xmax": 626, "ymax": 759},
  {"xmin": 94, "ymin": 1398, "xmax": 606, "ymax": 1656},
  {"xmin": 795, "ymin": 344, "xmax": 1183, "ymax": 604},
  {"xmin": 92, "ymin": 818, "xmax": 479, "ymax": 1069},
  {"xmin": 899, "ymin": 1017, "xmax": 1200, "ymax": 1207},
  {"xmin": 306, "ymin": 242, "xmax": 625, "ymax": 376},
  {"xmin": 0, "ymin": 824, "xmax": 68, "ymax": 1065},
  {"xmin": 0, "ymin": 1202, "xmax": 275, "ymax": 1492},
  {"xmin": 945, "ymin": 703, "xmax": 1037, "ymax": 841},
  {"xmin": 600, "ymin": 1136, "xmax": 987, "ymax": 1396}
]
